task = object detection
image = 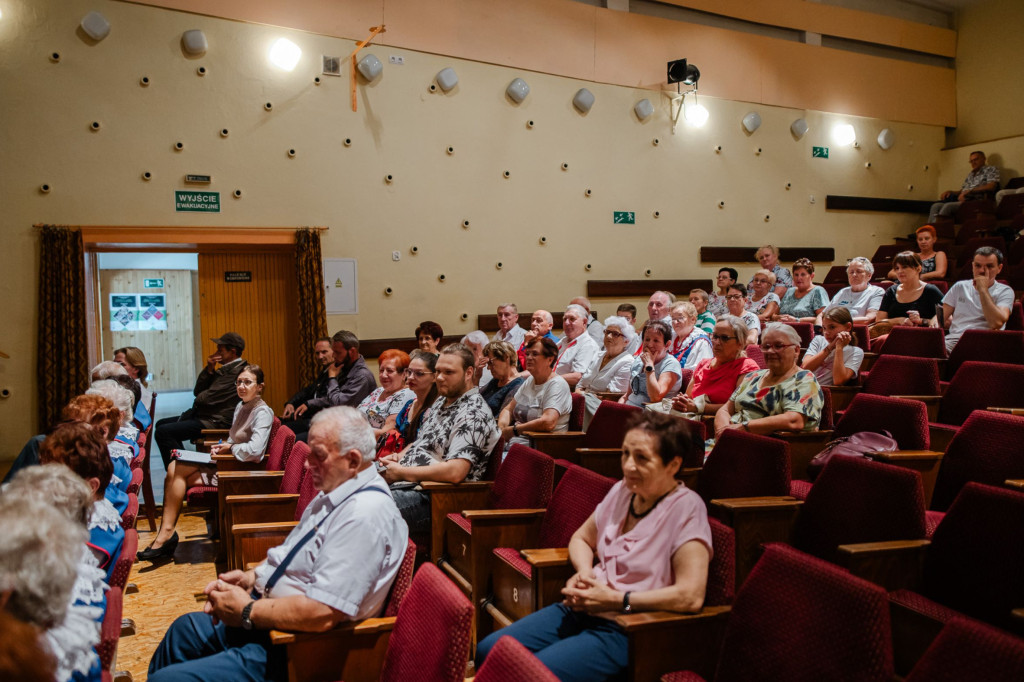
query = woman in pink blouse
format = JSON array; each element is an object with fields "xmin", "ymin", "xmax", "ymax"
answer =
[{"xmin": 475, "ymin": 411, "xmax": 712, "ymax": 681}]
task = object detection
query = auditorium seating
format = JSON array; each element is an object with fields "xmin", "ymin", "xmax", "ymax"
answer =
[
  {"xmin": 526, "ymin": 399, "xmax": 640, "ymax": 466},
  {"xmin": 696, "ymin": 429, "xmax": 791, "ymax": 507},
  {"xmin": 944, "ymin": 329, "xmax": 1024, "ymax": 378},
  {"xmin": 903, "ymin": 617, "xmax": 1024, "ymax": 682},
  {"xmin": 473, "ymin": 635, "xmax": 559, "ymax": 682}
]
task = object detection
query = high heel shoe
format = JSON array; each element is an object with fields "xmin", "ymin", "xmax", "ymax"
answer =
[{"xmin": 137, "ymin": 531, "xmax": 178, "ymax": 561}]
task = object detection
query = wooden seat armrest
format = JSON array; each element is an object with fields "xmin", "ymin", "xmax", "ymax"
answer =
[
  {"xmin": 594, "ymin": 391, "xmax": 625, "ymax": 402},
  {"xmin": 520, "ymin": 548, "xmax": 570, "ymax": 568},
  {"xmin": 615, "ymin": 606, "xmax": 732, "ymax": 681},
  {"xmin": 218, "ymin": 472, "xmax": 285, "ymax": 498},
  {"xmin": 200, "ymin": 429, "xmax": 230, "ymax": 436},
  {"xmin": 1013, "ymin": 608, "xmax": 1024, "ymax": 624},
  {"xmin": 837, "ymin": 539, "xmax": 931, "ymax": 592},
  {"xmin": 710, "ymin": 497, "xmax": 800, "ymax": 511},
  {"xmin": 575, "ymin": 447, "xmax": 622, "ymax": 455},
  {"xmin": 217, "ymin": 470, "xmax": 285, "ymax": 481},
  {"xmin": 613, "ymin": 605, "xmax": 731, "ymax": 631},
  {"xmin": 988, "ymin": 407, "xmax": 1024, "ymax": 416},
  {"xmin": 270, "ymin": 617, "xmax": 396, "ymax": 645},
  {"xmin": 224, "ymin": 493, "xmax": 300, "ymax": 505},
  {"xmin": 865, "ymin": 450, "xmax": 944, "ymax": 461},
  {"xmin": 460, "ymin": 508, "xmax": 546, "ymax": 521},
  {"xmin": 523, "ymin": 431, "xmax": 585, "ymax": 440},
  {"xmin": 772, "ymin": 430, "xmax": 834, "ymax": 441},
  {"xmin": 232, "ymin": 521, "xmax": 298, "ymax": 535},
  {"xmin": 1005, "ymin": 479, "xmax": 1024, "ymax": 491},
  {"xmin": 419, "ymin": 480, "xmax": 493, "ymax": 492}
]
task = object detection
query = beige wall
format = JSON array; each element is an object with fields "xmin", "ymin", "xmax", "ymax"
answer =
[{"xmin": 0, "ymin": 0, "xmax": 949, "ymax": 457}]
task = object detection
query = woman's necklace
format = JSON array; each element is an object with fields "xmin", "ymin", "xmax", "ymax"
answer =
[{"xmin": 628, "ymin": 485, "xmax": 677, "ymax": 520}]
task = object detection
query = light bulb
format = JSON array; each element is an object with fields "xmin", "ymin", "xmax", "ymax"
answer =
[{"xmin": 269, "ymin": 38, "xmax": 301, "ymax": 71}]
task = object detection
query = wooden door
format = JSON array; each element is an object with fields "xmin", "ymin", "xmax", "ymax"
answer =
[{"xmin": 197, "ymin": 251, "xmax": 298, "ymax": 414}]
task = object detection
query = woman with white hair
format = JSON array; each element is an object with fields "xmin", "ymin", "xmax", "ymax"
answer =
[
  {"xmin": 714, "ymin": 323, "xmax": 823, "ymax": 438},
  {"xmin": 823, "ymin": 256, "xmax": 884, "ymax": 325},
  {"xmin": 577, "ymin": 316, "xmax": 636, "ymax": 429},
  {"xmin": 667, "ymin": 302, "xmax": 713, "ymax": 369}
]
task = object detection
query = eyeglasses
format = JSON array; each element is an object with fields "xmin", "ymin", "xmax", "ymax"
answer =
[
  {"xmin": 603, "ymin": 330, "xmax": 625, "ymax": 339},
  {"xmin": 524, "ymin": 351, "xmax": 545, "ymax": 358},
  {"xmin": 725, "ymin": 294, "xmax": 744, "ymax": 300},
  {"xmin": 759, "ymin": 342, "xmax": 798, "ymax": 352},
  {"xmin": 235, "ymin": 379, "xmax": 256, "ymax": 387},
  {"xmin": 670, "ymin": 317, "xmax": 688, "ymax": 324},
  {"xmin": 712, "ymin": 334, "xmax": 738, "ymax": 343},
  {"xmin": 404, "ymin": 369, "xmax": 435, "ymax": 378},
  {"xmin": 752, "ymin": 278, "xmax": 769, "ymax": 284}
]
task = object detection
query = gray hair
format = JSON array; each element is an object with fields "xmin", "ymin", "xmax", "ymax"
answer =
[
  {"xmin": 90, "ymin": 361, "xmax": 126, "ymax": 381},
  {"xmin": 461, "ymin": 330, "xmax": 489, "ymax": 349},
  {"xmin": 564, "ymin": 304, "xmax": 589, "ymax": 321},
  {"xmin": 762, "ymin": 322, "xmax": 802, "ymax": 346},
  {"xmin": 717, "ymin": 315, "xmax": 751, "ymax": 348},
  {"xmin": 496, "ymin": 303, "xmax": 518, "ymax": 314},
  {"xmin": 602, "ymin": 315, "xmax": 636, "ymax": 342},
  {"xmin": 670, "ymin": 301, "xmax": 698, "ymax": 320},
  {"xmin": 2, "ymin": 464, "xmax": 93, "ymax": 528},
  {"xmin": 847, "ymin": 256, "xmax": 874, "ymax": 276},
  {"xmin": 0, "ymin": 497, "xmax": 86, "ymax": 628},
  {"xmin": 651, "ymin": 290, "xmax": 676, "ymax": 304},
  {"xmin": 570, "ymin": 296, "xmax": 592, "ymax": 312},
  {"xmin": 310, "ymin": 406, "xmax": 376, "ymax": 464},
  {"xmin": 87, "ymin": 379, "xmax": 134, "ymax": 425}
]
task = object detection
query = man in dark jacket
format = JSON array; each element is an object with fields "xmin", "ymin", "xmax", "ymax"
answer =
[
  {"xmin": 297, "ymin": 331, "xmax": 376, "ymax": 423},
  {"xmin": 154, "ymin": 332, "xmax": 248, "ymax": 468},
  {"xmin": 280, "ymin": 337, "xmax": 333, "ymax": 441}
]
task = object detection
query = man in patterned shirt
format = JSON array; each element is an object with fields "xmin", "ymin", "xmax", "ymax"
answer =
[
  {"xmin": 928, "ymin": 150, "xmax": 1000, "ymax": 223},
  {"xmin": 379, "ymin": 343, "xmax": 500, "ymax": 534}
]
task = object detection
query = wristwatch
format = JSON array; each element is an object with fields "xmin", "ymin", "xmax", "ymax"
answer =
[
  {"xmin": 740, "ymin": 420, "xmax": 750, "ymax": 432},
  {"xmin": 644, "ymin": 365, "xmax": 654, "ymax": 373},
  {"xmin": 512, "ymin": 424, "xmax": 519, "ymax": 437},
  {"xmin": 241, "ymin": 600, "xmax": 256, "ymax": 630},
  {"xmin": 622, "ymin": 591, "xmax": 632, "ymax": 613}
]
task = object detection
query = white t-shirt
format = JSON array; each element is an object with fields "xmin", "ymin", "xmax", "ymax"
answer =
[
  {"xmin": 512, "ymin": 374, "xmax": 573, "ymax": 432},
  {"xmin": 826, "ymin": 285, "xmax": 885, "ymax": 318},
  {"xmin": 805, "ymin": 335, "xmax": 864, "ymax": 386},
  {"xmin": 738, "ymin": 310, "xmax": 762, "ymax": 337},
  {"xmin": 578, "ymin": 350, "xmax": 634, "ymax": 393},
  {"xmin": 943, "ymin": 280, "xmax": 1016, "ymax": 351},
  {"xmin": 555, "ymin": 333, "xmax": 600, "ymax": 378}
]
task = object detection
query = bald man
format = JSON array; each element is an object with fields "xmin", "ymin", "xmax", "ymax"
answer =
[{"xmin": 517, "ymin": 310, "xmax": 559, "ymax": 371}]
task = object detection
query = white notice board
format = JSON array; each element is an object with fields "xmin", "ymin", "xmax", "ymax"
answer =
[{"xmin": 324, "ymin": 258, "xmax": 358, "ymax": 314}]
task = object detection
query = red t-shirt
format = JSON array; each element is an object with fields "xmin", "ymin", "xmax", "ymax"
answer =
[{"xmin": 691, "ymin": 356, "xmax": 761, "ymax": 404}]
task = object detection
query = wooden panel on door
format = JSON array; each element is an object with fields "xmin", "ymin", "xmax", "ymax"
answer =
[
  {"xmin": 99, "ymin": 269, "xmax": 197, "ymax": 392},
  {"xmin": 197, "ymin": 251, "xmax": 299, "ymax": 416}
]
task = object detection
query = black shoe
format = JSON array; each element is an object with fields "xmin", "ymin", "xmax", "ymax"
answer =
[{"xmin": 137, "ymin": 531, "xmax": 178, "ymax": 561}]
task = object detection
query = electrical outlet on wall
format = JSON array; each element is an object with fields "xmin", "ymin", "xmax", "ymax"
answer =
[
  {"xmin": 809, "ymin": 195, "xmax": 816, "ymax": 204},
  {"xmin": 389, "ymin": 55, "xmax": 404, "ymax": 65}
]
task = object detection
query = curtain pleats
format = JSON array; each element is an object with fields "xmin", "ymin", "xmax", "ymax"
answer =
[{"xmin": 294, "ymin": 229, "xmax": 328, "ymax": 386}]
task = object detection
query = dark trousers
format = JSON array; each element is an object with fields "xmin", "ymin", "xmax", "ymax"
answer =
[
  {"xmin": 390, "ymin": 487, "xmax": 431, "ymax": 536},
  {"xmin": 148, "ymin": 612, "xmax": 285, "ymax": 682},
  {"xmin": 155, "ymin": 415, "xmax": 205, "ymax": 469},
  {"xmin": 280, "ymin": 417, "xmax": 311, "ymax": 443}
]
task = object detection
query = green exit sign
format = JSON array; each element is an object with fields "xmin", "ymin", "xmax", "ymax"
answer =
[
  {"xmin": 812, "ymin": 146, "xmax": 829, "ymax": 158},
  {"xmin": 613, "ymin": 211, "xmax": 635, "ymax": 224},
  {"xmin": 144, "ymin": 278, "xmax": 164, "ymax": 288},
  {"xmin": 175, "ymin": 190, "xmax": 220, "ymax": 213}
]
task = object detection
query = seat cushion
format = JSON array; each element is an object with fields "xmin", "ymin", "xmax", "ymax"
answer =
[
  {"xmin": 493, "ymin": 547, "xmax": 532, "ymax": 579},
  {"xmin": 789, "ymin": 479, "xmax": 813, "ymax": 501},
  {"xmin": 889, "ymin": 589, "xmax": 959, "ymax": 624},
  {"xmin": 186, "ymin": 487, "xmax": 218, "ymax": 506},
  {"xmin": 446, "ymin": 512, "xmax": 472, "ymax": 534},
  {"xmin": 924, "ymin": 510, "xmax": 944, "ymax": 539}
]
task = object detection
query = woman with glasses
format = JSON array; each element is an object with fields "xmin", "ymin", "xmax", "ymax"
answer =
[
  {"xmin": 499, "ymin": 337, "xmax": 572, "ymax": 449},
  {"xmin": 714, "ymin": 324, "xmax": 823, "ymax": 438},
  {"xmin": 776, "ymin": 258, "xmax": 829, "ymax": 323},
  {"xmin": 622, "ymin": 320, "xmax": 683, "ymax": 407},
  {"xmin": 708, "ymin": 267, "xmax": 738, "ymax": 318},
  {"xmin": 724, "ymin": 284, "xmax": 761, "ymax": 344},
  {"xmin": 747, "ymin": 245, "xmax": 793, "ymax": 298},
  {"xmin": 138, "ymin": 364, "xmax": 272, "ymax": 562},
  {"xmin": 746, "ymin": 269, "xmax": 780, "ymax": 323},
  {"xmin": 394, "ymin": 350, "xmax": 439, "ymax": 444},
  {"xmin": 823, "ymin": 257, "xmax": 884, "ymax": 325},
  {"xmin": 577, "ymin": 317, "xmax": 637, "ymax": 428},
  {"xmin": 356, "ymin": 349, "xmax": 413, "ymax": 438},
  {"xmin": 671, "ymin": 316, "xmax": 760, "ymax": 416},
  {"xmin": 667, "ymin": 302, "xmax": 713, "ymax": 370},
  {"xmin": 479, "ymin": 340, "xmax": 525, "ymax": 416}
]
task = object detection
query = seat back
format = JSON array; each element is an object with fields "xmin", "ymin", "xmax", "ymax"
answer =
[
  {"xmin": 878, "ymin": 326, "xmax": 947, "ymax": 359},
  {"xmin": 823, "ymin": 265, "xmax": 849, "ymax": 283},
  {"xmin": 120, "ymin": 492, "xmax": 140, "ymax": 531},
  {"xmin": 480, "ymin": 436, "xmax": 505, "ymax": 482},
  {"xmin": 294, "ymin": 465, "xmax": 318, "ymax": 521},
  {"xmin": 905, "ymin": 616, "xmax": 1024, "ymax": 682},
  {"xmin": 931, "ymin": 410, "xmax": 1024, "ymax": 511},
  {"xmin": 281, "ymin": 440, "xmax": 310, "ymax": 495},
  {"xmin": 383, "ymin": 538, "xmax": 418, "ymax": 618},
  {"xmin": 851, "ymin": 324, "xmax": 870, "ymax": 353},
  {"xmin": 923, "ymin": 483, "xmax": 1024, "ymax": 631},
  {"xmin": 1006, "ymin": 301, "xmax": 1024, "ymax": 331},
  {"xmin": 938, "ymin": 361, "xmax": 1024, "ymax": 426},
  {"xmin": 582, "ymin": 401, "xmax": 642, "ymax": 448},
  {"xmin": 672, "ymin": 416, "xmax": 706, "ymax": 469},
  {"xmin": 782, "ymin": 321, "xmax": 814, "ymax": 347},
  {"xmin": 698, "ymin": 429, "xmax": 791, "ymax": 505},
  {"xmin": 491, "ymin": 444, "xmax": 555, "ymax": 510},
  {"xmin": 712, "ymin": 543, "xmax": 893, "ymax": 682},
  {"xmin": 108, "ymin": 528, "xmax": 137, "ymax": 591},
  {"xmin": 537, "ymin": 465, "xmax": 615, "ymax": 548},
  {"xmin": 795, "ymin": 456, "xmax": 926, "ymax": 564},
  {"xmin": 819, "ymin": 385, "xmax": 834, "ymax": 430},
  {"xmin": 744, "ymin": 344, "xmax": 766, "ymax": 369},
  {"xmin": 871, "ymin": 244, "xmax": 906, "ymax": 264},
  {"xmin": 474, "ymin": 636, "xmax": 559, "ymax": 682},
  {"xmin": 264, "ymin": 420, "xmax": 293, "ymax": 471},
  {"xmin": 945, "ymin": 329, "xmax": 1024, "ymax": 377},
  {"xmin": 833, "ymin": 394, "xmax": 930, "ymax": 450},
  {"xmin": 706, "ymin": 518, "xmax": 736, "ymax": 607},
  {"xmin": 381, "ymin": 563, "xmax": 474, "ymax": 682},
  {"xmin": 97, "ymin": 588, "xmax": 123, "ymax": 669},
  {"xmin": 862, "ymin": 355, "xmax": 941, "ymax": 396},
  {"xmin": 568, "ymin": 392, "xmax": 585, "ymax": 431}
]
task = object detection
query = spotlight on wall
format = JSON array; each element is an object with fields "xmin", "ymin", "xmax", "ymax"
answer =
[
  {"xmin": 572, "ymin": 88, "xmax": 595, "ymax": 114},
  {"xmin": 357, "ymin": 53, "xmax": 382, "ymax": 81},
  {"xmin": 742, "ymin": 111, "xmax": 762, "ymax": 134},
  {"xmin": 181, "ymin": 29, "xmax": 207, "ymax": 56},
  {"xmin": 667, "ymin": 59, "xmax": 699, "ymax": 86},
  {"xmin": 506, "ymin": 77, "xmax": 530, "ymax": 103},
  {"xmin": 269, "ymin": 38, "xmax": 302, "ymax": 71},
  {"xmin": 877, "ymin": 128, "xmax": 895, "ymax": 150},
  {"xmin": 634, "ymin": 98, "xmax": 654, "ymax": 121},
  {"xmin": 80, "ymin": 12, "xmax": 111, "ymax": 41},
  {"xmin": 832, "ymin": 123, "xmax": 856, "ymax": 147},
  {"xmin": 435, "ymin": 67, "xmax": 458, "ymax": 92},
  {"xmin": 790, "ymin": 118, "xmax": 808, "ymax": 140}
]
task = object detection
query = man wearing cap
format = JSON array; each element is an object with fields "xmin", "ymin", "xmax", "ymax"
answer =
[{"xmin": 154, "ymin": 332, "xmax": 249, "ymax": 469}]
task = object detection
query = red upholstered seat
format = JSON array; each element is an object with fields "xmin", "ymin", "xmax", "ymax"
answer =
[
  {"xmin": 945, "ymin": 329, "xmax": 1024, "ymax": 378},
  {"xmin": 878, "ymin": 326, "xmax": 947, "ymax": 359},
  {"xmin": 294, "ymin": 457, "xmax": 318, "ymax": 520},
  {"xmin": 263, "ymin": 420, "xmax": 294, "ymax": 471},
  {"xmin": 698, "ymin": 429, "xmax": 791, "ymax": 506},
  {"xmin": 120, "ymin": 492, "xmax": 139, "ymax": 531},
  {"xmin": 706, "ymin": 518, "xmax": 736, "ymax": 607},
  {"xmin": 744, "ymin": 344, "xmax": 766, "ymax": 369},
  {"xmin": 489, "ymin": 444, "xmax": 555, "ymax": 509},
  {"xmin": 789, "ymin": 479, "xmax": 813, "ymax": 500},
  {"xmin": 108, "ymin": 528, "xmax": 137, "ymax": 591},
  {"xmin": 924, "ymin": 510, "xmax": 944, "ymax": 538},
  {"xmin": 382, "ymin": 539, "xmax": 417, "ymax": 618},
  {"xmin": 832, "ymin": 394, "xmax": 931, "ymax": 450},
  {"xmin": 379, "ymin": 563, "xmax": 473, "ymax": 682},
  {"xmin": 97, "ymin": 589, "xmax": 122, "ymax": 670},
  {"xmin": 782, "ymin": 321, "xmax": 814, "ymax": 347},
  {"xmin": 890, "ymin": 589, "xmax": 963, "ymax": 624},
  {"xmin": 904, "ymin": 617, "xmax": 1024, "ymax": 682},
  {"xmin": 584, "ymin": 401, "xmax": 642, "ymax": 446},
  {"xmin": 861, "ymin": 355, "xmax": 941, "ymax": 396},
  {"xmin": 535, "ymin": 466, "xmax": 615, "ymax": 549},
  {"xmin": 126, "ymin": 467, "xmax": 143, "ymax": 495},
  {"xmin": 474, "ymin": 635, "xmax": 559, "ymax": 682},
  {"xmin": 280, "ymin": 440, "xmax": 309, "ymax": 496},
  {"xmin": 493, "ymin": 546, "xmax": 533, "ymax": 579},
  {"xmin": 446, "ymin": 511, "xmax": 472, "ymax": 533},
  {"xmin": 930, "ymin": 410, "xmax": 1024, "ymax": 512},
  {"xmin": 935, "ymin": 362, "xmax": 1024, "ymax": 427},
  {"xmin": 568, "ymin": 392, "xmax": 585, "ymax": 431}
]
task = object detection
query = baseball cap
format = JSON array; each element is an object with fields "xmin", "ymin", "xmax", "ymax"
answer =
[{"xmin": 211, "ymin": 332, "xmax": 245, "ymax": 351}]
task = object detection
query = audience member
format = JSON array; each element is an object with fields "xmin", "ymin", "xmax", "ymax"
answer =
[
  {"xmin": 578, "ymin": 317, "xmax": 636, "ymax": 429},
  {"xmin": 555, "ymin": 304, "xmax": 601, "ymax": 390},
  {"xmin": 888, "ymin": 225, "xmax": 947, "ymax": 282},
  {"xmin": 824, "ymin": 257, "xmax": 884, "ymax": 324},
  {"xmin": 777, "ymin": 258, "xmax": 828, "ymax": 323},
  {"xmin": 874, "ymin": 252, "xmax": 945, "ymax": 341},
  {"xmin": 302, "ymin": 331, "xmax": 377, "ymax": 414},
  {"xmin": 571, "ymin": 296, "xmax": 605, "ymax": 346},
  {"xmin": 622, "ymin": 320, "xmax": 683, "ymax": 407},
  {"xmin": 90, "ymin": 360, "xmax": 126, "ymax": 382},
  {"xmin": 479, "ymin": 341, "xmax": 525, "ymax": 417},
  {"xmin": 937, "ymin": 246, "xmax": 1014, "ymax": 352},
  {"xmin": 802, "ymin": 307, "xmax": 863, "ymax": 386},
  {"xmin": 687, "ymin": 289, "xmax": 717, "ymax": 335},
  {"xmin": 715, "ymin": 323, "xmax": 823, "ymax": 437},
  {"xmin": 724, "ymin": 284, "xmax": 761, "ymax": 344},
  {"xmin": 671, "ymin": 316, "xmax": 760, "ymax": 416},
  {"xmin": 517, "ymin": 309, "xmax": 558, "ymax": 368},
  {"xmin": 281, "ymin": 337, "xmax": 333, "ymax": 441},
  {"xmin": 0, "ymin": 611, "xmax": 57, "ymax": 682},
  {"xmin": 380, "ymin": 344, "xmax": 500, "ymax": 534},
  {"xmin": 493, "ymin": 303, "xmax": 527, "ymax": 349},
  {"xmin": 461, "ymin": 330, "xmax": 493, "ymax": 387},
  {"xmin": 645, "ymin": 291, "xmax": 674, "ymax": 327},
  {"xmin": 77, "ymin": 387, "xmax": 135, "ymax": 500},
  {"xmin": 708, "ymin": 267, "xmax": 737, "ymax": 317},
  {"xmin": 393, "ymin": 350, "xmax": 439, "ymax": 446},
  {"xmin": 746, "ymin": 269, "xmax": 780, "ymax": 322},
  {"xmin": 114, "ymin": 345, "xmax": 153, "ymax": 409},
  {"xmin": 357, "ymin": 350, "xmax": 413, "ymax": 439},
  {"xmin": 146, "ymin": 407, "xmax": 408, "ymax": 682},
  {"xmin": 748, "ymin": 244, "xmax": 793, "ymax": 297},
  {"xmin": 616, "ymin": 303, "xmax": 643, "ymax": 353},
  {"xmin": 139, "ymin": 365, "xmax": 273, "ymax": 562},
  {"xmin": 415, "ymin": 321, "xmax": 444, "ymax": 355},
  {"xmin": 475, "ymin": 411, "xmax": 711, "ymax": 682},
  {"xmin": 155, "ymin": 332, "xmax": 248, "ymax": 469},
  {"xmin": 928, "ymin": 150, "xmax": 1000, "ymax": 223},
  {"xmin": 667, "ymin": 302, "xmax": 713, "ymax": 369},
  {"xmin": 499, "ymin": 337, "xmax": 573, "ymax": 449}
]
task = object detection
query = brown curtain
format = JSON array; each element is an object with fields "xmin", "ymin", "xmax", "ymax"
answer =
[
  {"xmin": 37, "ymin": 226, "xmax": 89, "ymax": 431},
  {"xmin": 295, "ymin": 228, "xmax": 329, "ymax": 386}
]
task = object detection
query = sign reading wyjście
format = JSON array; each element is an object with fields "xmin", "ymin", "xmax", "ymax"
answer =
[{"xmin": 175, "ymin": 191, "xmax": 220, "ymax": 213}]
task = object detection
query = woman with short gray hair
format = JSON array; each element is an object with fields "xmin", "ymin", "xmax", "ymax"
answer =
[
  {"xmin": 823, "ymin": 256, "xmax": 884, "ymax": 325},
  {"xmin": 577, "ymin": 316, "xmax": 636, "ymax": 428}
]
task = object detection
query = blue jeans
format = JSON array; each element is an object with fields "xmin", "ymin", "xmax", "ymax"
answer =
[
  {"xmin": 148, "ymin": 612, "xmax": 285, "ymax": 682},
  {"xmin": 476, "ymin": 603, "xmax": 628, "ymax": 682}
]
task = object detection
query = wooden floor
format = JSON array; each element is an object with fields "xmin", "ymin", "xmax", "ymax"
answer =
[{"xmin": 118, "ymin": 511, "xmax": 220, "ymax": 682}]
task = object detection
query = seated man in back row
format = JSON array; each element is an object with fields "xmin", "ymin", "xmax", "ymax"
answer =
[
  {"xmin": 380, "ymin": 344, "xmax": 500, "ymax": 535},
  {"xmin": 935, "ymin": 246, "xmax": 1014, "ymax": 352},
  {"xmin": 147, "ymin": 407, "xmax": 408, "ymax": 682},
  {"xmin": 280, "ymin": 336, "xmax": 334, "ymax": 441},
  {"xmin": 928, "ymin": 150, "xmax": 1000, "ymax": 223}
]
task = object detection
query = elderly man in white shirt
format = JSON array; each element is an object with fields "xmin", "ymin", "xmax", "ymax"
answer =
[
  {"xmin": 147, "ymin": 406, "xmax": 408, "ymax": 682},
  {"xmin": 493, "ymin": 303, "xmax": 527, "ymax": 349},
  {"xmin": 570, "ymin": 296, "xmax": 605, "ymax": 347},
  {"xmin": 936, "ymin": 246, "xmax": 1014, "ymax": 352},
  {"xmin": 555, "ymin": 304, "xmax": 601, "ymax": 390}
]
